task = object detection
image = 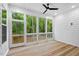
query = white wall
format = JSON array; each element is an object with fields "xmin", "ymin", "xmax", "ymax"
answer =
[{"xmin": 55, "ymin": 8, "xmax": 79, "ymax": 47}]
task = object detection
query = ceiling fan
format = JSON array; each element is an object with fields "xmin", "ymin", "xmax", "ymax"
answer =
[{"xmin": 42, "ymin": 3, "xmax": 58, "ymax": 14}]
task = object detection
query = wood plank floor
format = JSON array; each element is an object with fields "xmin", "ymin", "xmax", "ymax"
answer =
[{"xmin": 7, "ymin": 40, "xmax": 79, "ymax": 56}]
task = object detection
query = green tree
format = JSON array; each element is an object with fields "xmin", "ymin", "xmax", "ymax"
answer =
[
  {"xmin": 26, "ymin": 15, "xmax": 32, "ymax": 33},
  {"xmin": 12, "ymin": 21, "xmax": 24, "ymax": 34},
  {"xmin": 39, "ymin": 17, "xmax": 45, "ymax": 32},
  {"xmin": 2, "ymin": 9, "xmax": 7, "ymax": 18},
  {"xmin": 2, "ymin": 9, "xmax": 7, "ymax": 24},
  {"xmin": 32, "ymin": 16, "xmax": 36, "ymax": 33},
  {"xmin": 26, "ymin": 15, "xmax": 36, "ymax": 33},
  {"xmin": 47, "ymin": 19, "xmax": 52, "ymax": 32},
  {"xmin": 12, "ymin": 12, "xmax": 24, "ymax": 20}
]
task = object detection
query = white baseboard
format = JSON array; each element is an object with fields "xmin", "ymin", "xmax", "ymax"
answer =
[{"xmin": 55, "ymin": 39, "xmax": 79, "ymax": 47}]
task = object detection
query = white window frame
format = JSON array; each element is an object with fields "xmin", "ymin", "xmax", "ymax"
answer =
[
  {"xmin": 8, "ymin": 5, "xmax": 54, "ymax": 48},
  {"xmin": 10, "ymin": 8, "xmax": 25, "ymax": 48},
  {"xmin": 26, "ymin": 15, "xmax": 38, "ymax": 44},
  {"xmin": 47, "ymin": 18, "xmax": 53, "ymax": 40},
  {"xmin": 2, "ymin": 8, "xmax": 7, "ymax": 44}
]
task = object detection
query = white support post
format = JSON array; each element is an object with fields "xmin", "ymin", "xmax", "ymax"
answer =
[
  {"xmin": 7, "ymin": 4, "xmax": 12, "ymax": 48},
  {"xmin": 7, "ymin": 4, "xmax": 9, "ymax": 49},
  {"xmin": 36, "ymin": 17, "xmax": 39, "ymax": 42},
  {"xmin": 24, "ymin": 13, "xmax": 27, "ymax": 45},
  {"xmin": 52, "ymin": 18, "xmax": 54, "ymax": 40},
  {"xmin": 46, "ymin": 18, "xmax": 47, "ymax": 40}
]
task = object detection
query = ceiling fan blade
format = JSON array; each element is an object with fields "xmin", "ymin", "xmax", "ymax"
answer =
[
  {"xmin": 43, "ymin": 9, "xmax": 47, "ymax": 14},
  {"xmin": 43, "ymin": 4, "xmax": 47, "ymax": 8},
  {"xmin": 49, "ymin": 8, "xmax": 58, "ymax": 10}
]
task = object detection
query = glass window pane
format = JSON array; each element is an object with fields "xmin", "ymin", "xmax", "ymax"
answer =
[
  {"xmin": 2, "ymin": 9, "xmax": 7, "ymax": 18},
  {"xmin": 2, "ymin": 18, "xmax": 6, "ymax": 24},
  {"xmin": 26, "ymin": 15, "xmax": 37, "ymax": 43},
  {"xmin": 12, "ymin": 21, "xmax": 24, "ymax": 34},
  {"xmin": 27, "ymin": 35, "xmax": 37, "ymax": 43},
  {"xmin": 26, "ymin": 15, "xmax": 36, "ymax": 33},
  {"xmin": 47, "ymin": 19, "xmax": 52, "ymax": 32},
  {"xmin": 12, "ymin": 21, "xmax": 24, "ymax": 44},
  {"xmin": 12, "ymin": 12, "xmax": 24, "ymax": 44},
  {"xmin": 47, "ymin": 33, "xmax": 52, "ymax": 39},
  {"xmin": 27, "ymin": 35, "xmax": 32, "ymax": 42},
  {"xmin": 38, "ymin": 34, "xmax": 46, "ymax": 40},
  {"xmin": 26, "ymin": 15, "xmax": 32, "ymax": 33},
  {"xmin": 32, "ymin": 16, "xmax": 36, "ymax": 33},
  {"xmin": 39, "ymin": 17, "xmax": 45, "ymax": 33},
  {"xmin": 2, "ymin": 9, "xmax": 7, "ymax": 24},
  {"xmin": 12, "ymin": 12, "xmax": 24, "ymax": 20},
  {"xmin": 12, "ymin": 36, "xmax": 24, "ymax": 44},
  {"xmin": 2, "ymin": 25, "xmax": 6, "ymax": 44}
]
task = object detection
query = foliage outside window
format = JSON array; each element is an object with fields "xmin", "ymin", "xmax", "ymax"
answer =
[
  {"xmin": 26, "ymin": 15, "xmax": 36, "ymax": 33},
  {"xmin": 2, "ymin": 10, "xmax": 7, "ymax": 44},
  {"xmin": 12, "ymin": 21, "xmax": 24, "ymax": 34},
  {"xmin": 32, "ymin": 16, "xmax": 36, "ymax": 33},
  {"xmin": 12, "ymin": 12, "xmax": 24, "ymax": 20},
  {"xmin": 2, "ymin": 9, "xmax": 7, "ymax": 24},
  {"xmin": 39, "ymin": 17, "xmax": 45, "ymax": 33},
  {"xmin": 2, "ymin": 9, "xmax": 7, "ymax": 18},
  {"xmin": 47, "ymin": 19, "xmax": 52, "ymax": 32},
  {"xmin": 2, "ymin": 18, "xmax": 6, "ymax": 24},
  {"xmin": 12, "ymin": 12, "xmax": 24, "ymax": 44}
]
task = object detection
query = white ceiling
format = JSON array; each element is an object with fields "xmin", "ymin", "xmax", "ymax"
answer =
[{"xmin": 10, "ymin": 3, "xmax": 79, "ymax": 16}]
